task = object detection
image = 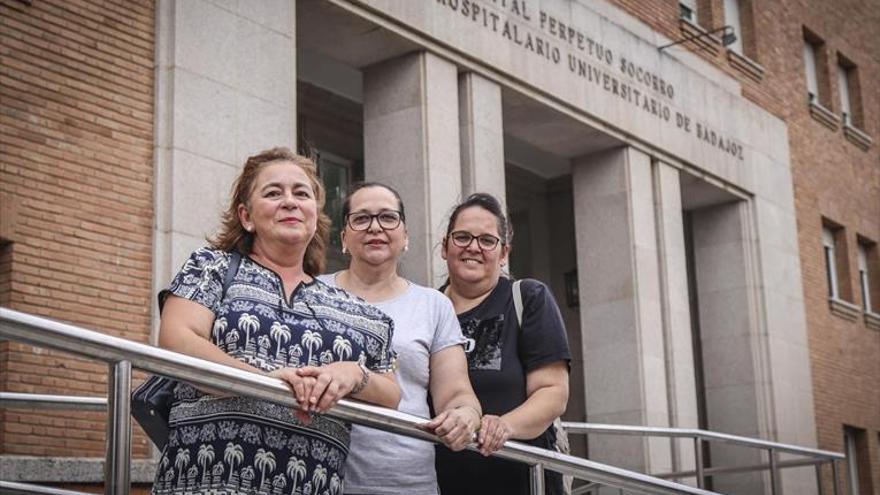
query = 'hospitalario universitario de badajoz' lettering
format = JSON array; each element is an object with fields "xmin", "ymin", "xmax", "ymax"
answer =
[{"xmin": 434, "ymin": 0, "xmax": 745, "ymax": 161}]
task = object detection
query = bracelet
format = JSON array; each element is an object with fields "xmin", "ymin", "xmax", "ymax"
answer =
[{"xmin": 351, "ymin": 361, "xmax": 370, "ymax": 395}]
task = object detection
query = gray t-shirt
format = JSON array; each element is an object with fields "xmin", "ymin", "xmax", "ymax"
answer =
[{"xmin": 318, "ymin": 273, "xmax": 466, "ymax": 495}]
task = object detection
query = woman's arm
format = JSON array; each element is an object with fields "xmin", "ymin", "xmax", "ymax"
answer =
[
  {"xmin": 478, "ymin": 360, "xmax": 569, "ymax": 456},
  {"xmin": 159, "ymin": 295, "xmax": 317, "ymax": 416},
  {"xmin": 294, "ymin": 363, "xmax": 401, "ymax": 412},
  {"xmin": 158, "ymin": 295, "xmax": 263, "ymax": 374},
  {"xmin": 421, "ymin": 345, "xmax": 482, "ymax": 451}
]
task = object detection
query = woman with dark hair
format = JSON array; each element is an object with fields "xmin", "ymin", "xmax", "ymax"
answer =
[
  {"xmin": 436, "ymin": 192, "xmax": 571, "ymax": 495},
  {"xmin": 153, "ymin": 148, "xmax": 400, "ymax": 494},
  {"xmin": 318, "ymin": 182, "xmax": 481, "ymax": 494}
]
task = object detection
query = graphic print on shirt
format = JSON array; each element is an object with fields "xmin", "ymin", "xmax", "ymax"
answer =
[{"xmin": 460, "ymin": 314, "xmax": 504, "ymax": 370}]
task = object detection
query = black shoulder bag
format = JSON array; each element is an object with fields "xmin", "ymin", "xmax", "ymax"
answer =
[{"xmin": 130, "ymin": 251, "xmax": 242, "ymax": 450}]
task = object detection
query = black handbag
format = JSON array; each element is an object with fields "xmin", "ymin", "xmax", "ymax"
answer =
[{"xmin": 131, "ymin": 251, "xmax": 241, "ymax": 449}]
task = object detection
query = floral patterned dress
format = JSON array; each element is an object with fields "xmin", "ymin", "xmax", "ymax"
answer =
[{"xmin": 151, "ymin": 248, "xmax": 396, "ymax": 495}]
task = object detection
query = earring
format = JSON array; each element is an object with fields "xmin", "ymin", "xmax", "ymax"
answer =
[
  {"xmin": 404, "ymin": 244, "xmax": 409, "ymax": 252},
  {"xmin": 342, "ymin": 245, "xmax": 348, "ymax": 255}
]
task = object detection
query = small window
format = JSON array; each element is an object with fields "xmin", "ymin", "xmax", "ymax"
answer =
[
  {"xmin": 836, "ymin": 54, "xmax": 865, "ymax": 130},
  {"xmin": 316, "ymin": 151, "xmax": 352, "ymax": 249},
  {"xmin": 838, "ymin": 63, "xmax": 853, "ymax": 125},
  {"xmin": 804, "ymin": 40, "xmax": 820, "ymax": 102},
  {"xmin": 723, "ymin": 0, "xmax": 743, "ymax": 53},
  {"xmin": 822, "ymin": 221, "xmax": 854, "ymax": 303},
  {"xmin": 803, "ymin": 28, "xmax": 831, "ymax": 108},
  {"xmin": 680, "ymin": 0, "xmax": 697, "ymax": 23},
  {"xmin": 844, "ymin": 426, "xmax": 875, "ymax": 495},
  {"xmin": 857, "ymin": 239, "xmax": 877, "ymax": 313},
  {"xmin": 823, "ymin": 226, "xmax": 840, "ymax": 299}
]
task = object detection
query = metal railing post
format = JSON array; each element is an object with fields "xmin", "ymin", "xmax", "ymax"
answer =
[
  {"xmin": 815, "ymin": 462, "xmax": 825, "ymax": 495},
  {"xmin": 531, "ymin": 463, "xmax": 546, "ymax": 495},
  {"xmin": 694, "ymin": 437, "xmax": 705, "ymax": 488},
  {"xmin": 831, "ymin": 460, "xmax": 840, "ymax": 495},
  {"xmin": 768, "ymin": 448, "xmax": 781, "ymax": 495},
  {"xmin": 105, "ymin": 360, "xmax": 131, "ymax": 495}
]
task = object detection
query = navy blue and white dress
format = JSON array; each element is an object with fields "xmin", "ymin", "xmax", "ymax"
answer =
[{"xmin": 151, "ymin": 248, "xmax": 396, "ymax": 495}]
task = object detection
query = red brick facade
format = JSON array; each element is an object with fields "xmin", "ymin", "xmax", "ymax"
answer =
[
  {"xmin": 608, "ymin": 0, "xmax": 880, "ymax": 493},
  {"xmin": 0, "ymin": 0, "xmax": 155, "ymax": 460}
]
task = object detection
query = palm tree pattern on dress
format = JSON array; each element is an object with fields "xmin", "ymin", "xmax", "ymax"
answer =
[{"xmin": 152, "ymin": 248, "xmax": 396, "ymax": 495}]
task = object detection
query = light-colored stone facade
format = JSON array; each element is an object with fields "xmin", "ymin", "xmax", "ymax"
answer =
[{"xmin": 1, "ymin": 0, "xmax": 876, "ymax": 493}]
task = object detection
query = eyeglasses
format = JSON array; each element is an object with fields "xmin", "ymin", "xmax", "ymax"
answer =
[
  {"xmin": 346, "ymin": 210, "xmax": 404, "ymax": 231},
  {"xmin": 448, "ymin": 231, "xmax": 502, "ymax": 251}
]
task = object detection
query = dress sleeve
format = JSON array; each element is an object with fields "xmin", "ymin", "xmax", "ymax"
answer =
[
  {"xmin": 518, "ymin": 279, "xmax": 572, "ymax": 372},
  {"xmin": 430, "ymin": 292, "xmax": 467, "ymax": 354},
  {"xmin": 363, "ymin": 314, "xmax": 399, "ymax": 374},
  {"xmin": 158, "ymin": 248, "xmax": 228, "ymax": 314}
]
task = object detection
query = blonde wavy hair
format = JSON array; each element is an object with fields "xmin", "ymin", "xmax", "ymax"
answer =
[{"xmin": 209, "ymin": 147, "xmax": 330, "ymax": 275}]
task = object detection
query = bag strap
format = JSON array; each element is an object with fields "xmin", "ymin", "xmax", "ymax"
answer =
[
  {"xmin": 157, "ymin": 251, "xmax": 242, "ymax": 314},
  {"xmin": 222, "ymin": 250, "xmax": 242, "ymax": 300},
  {"xmin": 512, "ymin": 279, "xmax": 524, "ymax": 327}
]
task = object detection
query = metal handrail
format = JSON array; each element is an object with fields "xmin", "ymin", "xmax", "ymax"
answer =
[
  {"xmin": 0, "ymin": 392, "xmax": 107, "ymax": 411},
  {"xmin": 0, "ymin": 481, "xmax": 91, "ymax": 495},
  {"xmin": 562, "ymin": 423, "xmax": 844, "ymax": 460},
  {"xmin": 562, "ymin": 422, "xmax": 846, "ymax": 495},
  {"xmin": 0, "ymin": 307, "xmax": 719, "ymax": 495}
]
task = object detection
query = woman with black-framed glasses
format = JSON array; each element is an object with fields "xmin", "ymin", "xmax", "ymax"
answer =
[
  {"xmin": 437, "ymin": 192, "xmax": 571, "ymax": 495},
  {"xmin": 318, "ymin": 182, "xmax": 481, "ymax": 495}
]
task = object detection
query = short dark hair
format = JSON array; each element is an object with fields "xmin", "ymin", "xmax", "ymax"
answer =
[
  {"xmin": 341, "ymin": 182, "xmax": 406, "ymax": 223},
  {"xmin": 444, "ymin": 192, "xmax": 512, "ymax": 245}
]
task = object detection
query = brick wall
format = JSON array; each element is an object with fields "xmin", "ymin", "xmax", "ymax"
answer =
[
  {"xmin": 607, "ymin": 1, "xmax": 880, "ymax": 493},
  {"xmin": 0, "ymin": 0, "xmax": 155, "ymax": 461}
]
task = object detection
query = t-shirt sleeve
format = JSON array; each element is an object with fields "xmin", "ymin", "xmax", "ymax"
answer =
[
  {"xmin": 158, "ymin": 248, "xmax": 228, "ymax": 314},
  {"xmin": 430, "ymin": 292, "xmax": 467, "ymax": 354},
  {"xmin": 519, "ymin": 279, "xmax": 571, "ymax": 372}
]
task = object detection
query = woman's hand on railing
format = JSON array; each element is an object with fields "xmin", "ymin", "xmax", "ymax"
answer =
[
  {"xmin": 419, "ymin": 405, "xmax": 481, "ymax": 451},
  {"xmin": 267, "ymin": 367, "xmax": 318, "ymax": 423},
  {"xmin": 477, "ymin": 414, "xmax": 513, "ymax": 456},
  {"xmin": 294, "ymin": 362, "xmax": 363, "ymax": 413}
]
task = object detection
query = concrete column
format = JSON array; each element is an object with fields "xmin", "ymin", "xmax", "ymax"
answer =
[
  {"xmin": 458, "ymin": 72, "xmax": 505, "ymax": 201},
  {"xmin": 363, "ymin": 52, "xmax": 461, "ymax": 287},
  {"xmin": 690, "ymin": 201, "xmax": 765, "ymax": 494},
  {"xmin": 153, "ymin": 0, "xmax": 297, "ymax": 337},
  {"xmin": 653, "ymin": 162, "xmax": 699, "ymax": 484},
  {"xmin": 572, "ymin": 147, "xmax": 671, "ymax": 474},
  {"xmin": 692, "ymin": 197, "xmax": 817, "ymax": 495}
]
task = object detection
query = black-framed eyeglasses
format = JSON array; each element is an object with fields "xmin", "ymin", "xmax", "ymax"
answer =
[
  {"xmin": 346, "ymin": 210, "xmax": 404, "ymax": 231},
  {"xmin": 448, "ymin": 231, "xmax": 502, "ymax": 251}
]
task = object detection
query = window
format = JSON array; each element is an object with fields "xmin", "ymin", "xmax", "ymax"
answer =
[
  {"xmin": 857, "ymin": 239, "xmax": 878, "ymax": 314},
  {"xmin": 824, "ymin": 221, "xmax": 861, "ymax": 320},
  {"xmin": 838, "ymin": 62, "xmax": 853, "ymax": 126},
  {"xmin": 844, "ymin": 426, "xmax": 875, "ymax": 495},
  {"xmin": 857, "ymin": 242, "xmax": 870, "ymax": 311},
  {"xmin": 723, "ymin": 0, "xmax": 743, "ymax": 53},
  {"xmin": 316, "ymin": 151, "xmax": 352, "ymax": 250},
  {"xmin": 823, "ymin": 225, "xmax": 841, "ymax": 299},
  {"xmin": 802, "ymin": 28, "xmax": 833, "ymax": 108},
  {"xmin": 680, "ymin": 0, "xmax": 697, "ymax": 23},
  {"xmin": 803, "ymin": 39, "xmax": 820, "ymax": 102}
]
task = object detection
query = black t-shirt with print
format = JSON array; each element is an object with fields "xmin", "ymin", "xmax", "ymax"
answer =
[{"xmin": 435, "ymin": 277, "xmax": 571, "ymax": 495}]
